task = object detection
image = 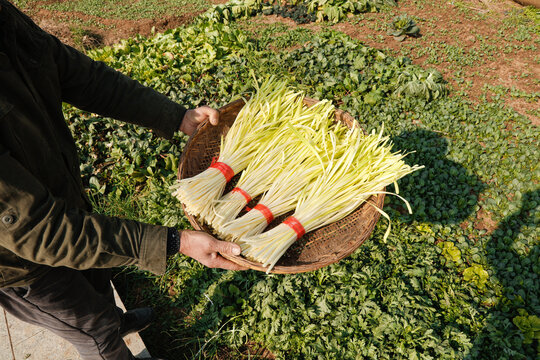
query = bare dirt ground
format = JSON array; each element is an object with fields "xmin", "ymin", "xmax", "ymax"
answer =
[
  {"xmin": 34, "ymin": 9, "xmax": 201, "ymax": 48},
  {"xmin": 21, "ymin": 0, "xmax": 539, "ymax": 125},
  {"xmin": 249, "ymin": 2, "xmax": 539, "ymax": 125},
  {"xmin": 330, "ymin": 1, "xmax": 540, "ymax": 126}
]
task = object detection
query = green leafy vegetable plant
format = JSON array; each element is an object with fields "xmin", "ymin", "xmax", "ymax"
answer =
[
  {"xmin": 388, "ymin": 14, "xmax": 420, "ymax": 41},
  {"xmin": 306, "ymin": 0, "xmax": 397, "ymax": 23},
  {"xmin": 439, "ymin": 241, "xmax": 461, "ymax": 263},
  {"xmin": 513, "ymin": 309, "xmax": 540, "ymax": 346},
  {"xmin": 394, "ymin": 68, "xmax": 447, "ymax": 100},
  {"xmin": 463, "ymin": 264, "xmax": 490, "ymax": 289},
  {"xmin": 262, "ymin": 2, "xmax": 317, "ymax": 24}
]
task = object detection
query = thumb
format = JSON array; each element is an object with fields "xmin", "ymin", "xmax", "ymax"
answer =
[
  {"xmin": 215, "ymin": 240, "xmax": 242, "ymax": 256},
  {"xmin": 207, "ymin": 108, "xmax": 219, "ymax": 126}
]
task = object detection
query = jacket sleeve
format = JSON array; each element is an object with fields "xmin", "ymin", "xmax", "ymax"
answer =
[
  {"xmin": 0, "ymin": 147, "xmax": 168, "ymax": 274},
  {"xmin": 48, "ymin": 34, "xmax": 186, "ymax": 140}
]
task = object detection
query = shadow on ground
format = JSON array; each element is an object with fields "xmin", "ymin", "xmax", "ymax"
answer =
[
  {"xmin": 391, "ymin": 129, "xmax": 485, "ymax": 225},
  {"xmin": 466, "ymin": 189, "xmax": 539, "ymax": 359},
  {"xmin": 392, "ymin": 130, "xmax": 539, "ymax": 358}
]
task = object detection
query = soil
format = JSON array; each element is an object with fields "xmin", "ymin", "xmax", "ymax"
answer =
[
  {"xmin": 474, "ymin": 208, "xmax": 498, "ymax": 234},
  {"xmin": 33, "ymin": 9, "xmax": 201, "ymax": 48},
  {"xmin": 328, "ymin": 0, "xmax": 540, "ymax": 126},
  {"xmin": 21, "ymin": 0, "xmax": 538, "ymax": 125}
]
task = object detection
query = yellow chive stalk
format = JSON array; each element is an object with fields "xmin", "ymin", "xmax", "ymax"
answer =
[
  {"xmin": 171, "ymin": 77, "xmax": 295, "ymax": 222},
  {"xmin": 238, "ymin": 126, "xmax": 424, "ymax": 272}
]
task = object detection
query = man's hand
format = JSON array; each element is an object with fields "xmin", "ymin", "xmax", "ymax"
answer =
[
  {"xmin": 179, "ymin": 230, "xmax": 248, "ymax": 271},
  {"xmin": 180, "ymin": 106, "xmax": 219, "ymax": 136}
]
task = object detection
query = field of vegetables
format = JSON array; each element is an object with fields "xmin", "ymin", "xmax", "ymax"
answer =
[{"xmin": 18, "ymin": 0, "xmax": 539, "ymax": 358}]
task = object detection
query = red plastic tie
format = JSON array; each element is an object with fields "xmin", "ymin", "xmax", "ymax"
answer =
[
  {"xmin": 209, "ymin": 162, "xmax": 234, "ymax": 182},
  {"xmin": 283, "ymin": 216, "xmax": 306, "ymax": 240},
  {"xmin": 210, "ymin": 156, "xmax": 219, "ymax": 165},
  {"xmin": 232, "ymin": 187, "xmax": 252, "ymax": 203},
  {"xmin": 254, "ymin": 204, "xmax": 274, "ymax": 225}
]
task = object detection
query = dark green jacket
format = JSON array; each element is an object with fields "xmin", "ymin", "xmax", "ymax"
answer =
[{"xmin": 0, "ymin": 1, "xmax": 186, "ymax": 287}]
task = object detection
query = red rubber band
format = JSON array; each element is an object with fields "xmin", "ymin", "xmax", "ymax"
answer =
[
  {"xmin": 209, "ymin": 162, "xmax": 234, "ymax": 182},
  {"xmin": 254, "ymin": 204, "xmax": 274, "ymax": 224},
  {"xmin": 283, "ymin": 216, "xmax": 305, "ymax": 239},
  {"xmin": 232, "ymin": 187, "xmax": 252, "ymax": 203}
]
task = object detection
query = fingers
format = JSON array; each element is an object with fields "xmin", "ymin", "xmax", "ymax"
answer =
[
  {"xmin": 210, "ymin": 255, "xmax": 249, "ymax": 271},
  {"xmin": 213, "ymin": 239, "xmax": 242, "ymax": 256},
  {"xmin": 209, "ymin": 240, "xmax": 248, "ymax": 270},
  {"xmin": 201, "ymin": 106, "xmax": 219, "ymax": 126},
  {"xmin": 179, "ymin": 230, "xmax": 248, "ymax": 271},
  {"xmin": 207, "ymin": 107, "xmax": 219, "ymax": 126}
]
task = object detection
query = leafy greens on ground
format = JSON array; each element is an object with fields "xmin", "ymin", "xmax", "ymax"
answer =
[{"xmin": 68, "ymin": 10, "xmax": 540, "ymax": 360}]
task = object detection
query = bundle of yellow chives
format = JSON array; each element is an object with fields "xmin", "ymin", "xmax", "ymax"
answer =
[
  {"xmin": 171, "ymin": 77, "xmax": 295, "ymax": 222},
  {"xmin": 238, "ymin": 126, "xmax": 424, "ymax": 272}
]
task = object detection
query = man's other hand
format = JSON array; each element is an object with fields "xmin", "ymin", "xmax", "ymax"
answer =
[
  {"xmin": 180, "ymin": 106, "xmax": 219, "ymax": 136},
  {"xmin": 179, "ymin": 230, "xmax": 248, "ymax": 271}
]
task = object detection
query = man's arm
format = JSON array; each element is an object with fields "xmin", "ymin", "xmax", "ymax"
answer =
[
  {"xmin": 0, "ymin": 146, "xmax": 168, "ymax": 274},
  {"xmin": 0, "ymin": 145, "xmax": 247, "ymax": 272},
  {"xmin": 48, "ymin": 34, "xmax": 186, "ymax": 139}
]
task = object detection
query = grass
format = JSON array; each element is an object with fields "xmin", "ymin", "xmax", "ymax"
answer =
[
  {"xmin": 11, "ymin": 0, "xmax": 29, "ymax": 8},
  {"xmin": 235, "ymin": 19, "xmax": 316, "ymax": 50},
  {"xmin": 46, "ymin": 0, "xmax": 209, "ymax": 20},
  {"xmin": 502, "ymin": 6, "xmax": 540, "ymax": 36},
  {"xmin": 69, "ymin": 26, "xmax": 103, "ymax": 49}
]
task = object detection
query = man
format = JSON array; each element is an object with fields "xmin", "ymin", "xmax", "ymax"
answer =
[{"xmin": 0, "ymin": 1, "xmax": 246, "ymax": 359}]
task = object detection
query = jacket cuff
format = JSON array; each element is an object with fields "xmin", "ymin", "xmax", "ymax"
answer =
[
  {"xmin": 138, "ymin": 224, "xmax": 168, "ymax": 274},
  {"xmin": 153, "ymin": 97, "xmax": 187, "ymax": 140}
]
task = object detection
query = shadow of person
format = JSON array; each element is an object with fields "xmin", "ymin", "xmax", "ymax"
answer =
[
  {"xmin": 112, "ymin": 263, "xmax": 230, "ymax": 359},
  {"xmin": 390, "ymin": 129, "xmax": 485, "ymax": 225},
  {"xmin": 169, "ymin": 269, "xmax": 268, "ymax": 359},
  {"xmin": 466, "ymin": 189, "xmax": 539, "ymax": 359}
]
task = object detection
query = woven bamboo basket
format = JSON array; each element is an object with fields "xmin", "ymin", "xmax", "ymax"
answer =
[{"xmin": 177, "ymin": 98, "xmax": 385, "ymax": 274}]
